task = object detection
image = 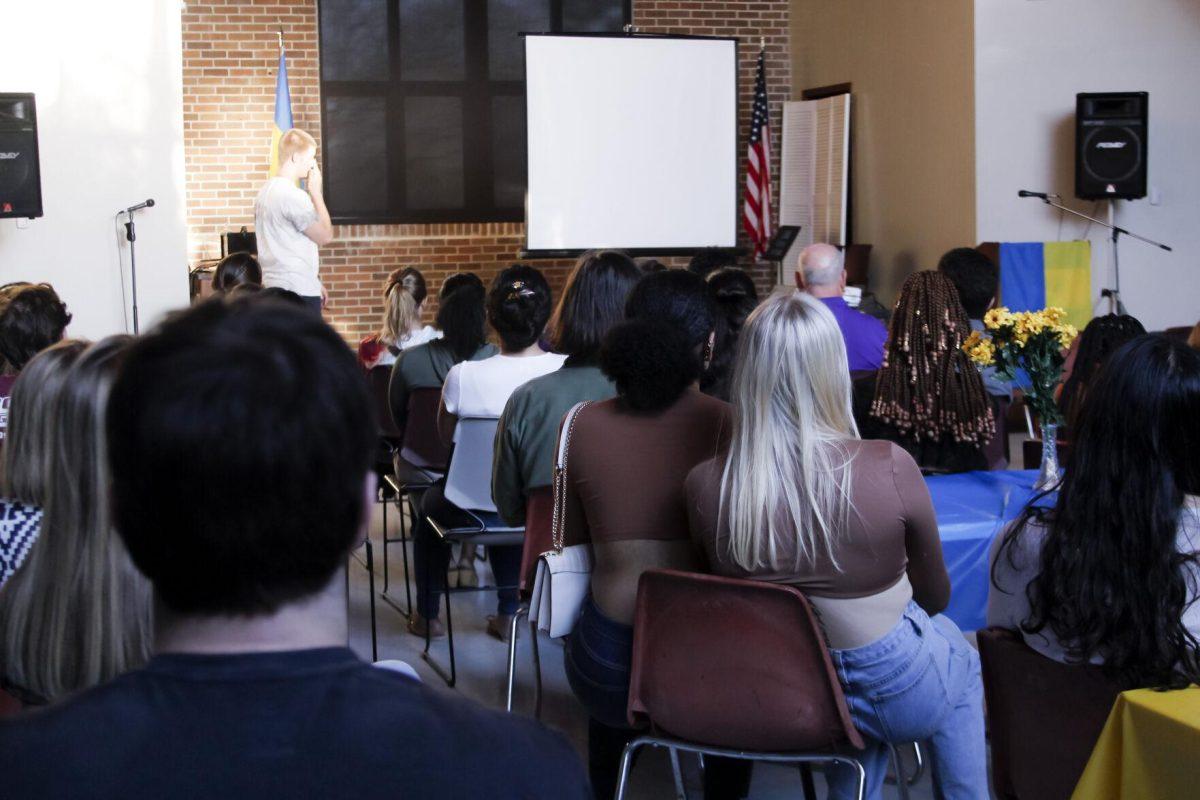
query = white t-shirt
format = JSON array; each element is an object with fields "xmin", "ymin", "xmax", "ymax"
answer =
[
  {"xmin": 442, "ymin": 352, "xmax": 567, "ymax": 421},
  {"xmin": 254, "ymin": 177, "xmax": 321, "ymax": 296}
]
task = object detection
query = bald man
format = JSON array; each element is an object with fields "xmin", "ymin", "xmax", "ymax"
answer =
[{"xmin": 796, "ymin": 243, "xmax": 888, "ymax": 371}]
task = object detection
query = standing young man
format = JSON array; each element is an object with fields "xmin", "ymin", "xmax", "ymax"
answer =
[{"xmin": 254, "ymin": 128, "xmax": 334, "ymax": 312}]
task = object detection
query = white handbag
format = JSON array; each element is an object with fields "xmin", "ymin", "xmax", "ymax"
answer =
[{"xmin": 528, "ymin": 401, "xmax": 594, "ymax": 639}]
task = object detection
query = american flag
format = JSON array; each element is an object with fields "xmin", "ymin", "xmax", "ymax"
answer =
[{"xmin": 743, "ymin": 47, "xmax": 773, "ymax": 259}]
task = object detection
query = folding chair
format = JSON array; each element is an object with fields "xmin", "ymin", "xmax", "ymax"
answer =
[
  {"xmin": 380, "ymin": 386, "xmax": 450, "ymax": 618},
  {"xmin": 422, "ymin": 416, "xmax": 524, "ymax": 687},
  {"xmin": 978, "ymin": 626, "xmax": 1122, "ymax": 800},
  {"xmin": 617, "ymin": 569, "xmax": 867, "ymax": 800},
  {"xmin": 504, "ymin": 485, "xmax": 553, "ymax": 716}
]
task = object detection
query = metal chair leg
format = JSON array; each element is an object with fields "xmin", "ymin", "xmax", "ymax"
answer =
[
  {"xmin": 399, "ymin": 495, "xmax": 413, "ymax": 615},
  {"xmin": 908, "ymin": 742, "xmax": 925, "ymax": 786},
  {"xmin": 529, "ymin": 615, "xmax": 543, "ymax": 719},
  {"xmin": 887, "ymin": 744, "xmax": 912, "ymax": 800},
  {"xmin": 365, "ymin": 539, "xmax": 377, "ymax": 662},
  {"xmin": 382, "ymin": 496, "xmax": 390, "ymax": 592},
  {"xmin": 800, "ymin": 763, "xmax": 817, "ymax": 800},
  {"xmin": 505, "ymin": 606, "xmax": 527, "ymax": 712},
  {"xmin": 668, "ymin": 748, "xmax": 687, "ymax": 800},
  {"xmin": 614, "ymin": 738, "xmax": 647, "ymax": 800}
]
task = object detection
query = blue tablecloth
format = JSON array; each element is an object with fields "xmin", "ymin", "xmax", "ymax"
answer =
[{"xmin": 926, "ymin": 469, "xmax": 1044, "ymax": 633}]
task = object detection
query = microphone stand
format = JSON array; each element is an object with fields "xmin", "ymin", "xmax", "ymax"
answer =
[
  {"xmin": 1023, "ymin": 194, "xmax": 1172, "ymax": 315},
  {"xmin": 123, "ymin": 211, "xmax": 142, "ymax": 334}
]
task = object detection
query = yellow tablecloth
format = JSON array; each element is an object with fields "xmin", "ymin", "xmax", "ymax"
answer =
[{"xmin": 1072, "ymin": 687, "xmax": 1200, "ymax": 799}]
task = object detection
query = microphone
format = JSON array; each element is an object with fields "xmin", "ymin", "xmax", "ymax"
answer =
[
  {"xmin": 123, "ymin": 198, "xmax": 155, "ymax": 214},
  {"xmin": 1017, "ymin": 190, "xmax": 1052, "ymax": 200}
]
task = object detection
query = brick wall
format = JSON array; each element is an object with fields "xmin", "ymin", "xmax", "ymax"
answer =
[{"xmin": 182, "ymin": 0, "xmax": 790, "ymax": 343}]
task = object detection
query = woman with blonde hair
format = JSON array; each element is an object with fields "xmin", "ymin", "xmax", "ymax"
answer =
[
  {"xmin": 358, "ymin": 267, "xmax": 440, "ymax": 370},
  {"xmin": 686, "ymin": 292, "xmax": 986, "ymax": 800},
  {"xmin": 0, "ymin": 339, "xmax": 88, "ymax": 588},
  {"xmin": 0, "ymin": 336, "xmax": 152, "ymax": 705}
]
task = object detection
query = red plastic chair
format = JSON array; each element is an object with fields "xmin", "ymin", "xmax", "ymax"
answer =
[
  {"xmin": 504, "ymin": 485, "xmax": 553, "ymax": 716},
  {"xmin": 618, "ymin": 569, "xmax": 867, "ymax": 800},
  {"xmin": 978, "ymin": 626, "xmax": 1121, "ymax": 800}
]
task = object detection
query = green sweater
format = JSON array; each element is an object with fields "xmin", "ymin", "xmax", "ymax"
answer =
[
  {"xmin": 387, "ymin": 341, "xmax": 498, "ymax": 431},
  {"xmin": 491, "ymin": 363, "xmax": 616, "ymax": 526}
]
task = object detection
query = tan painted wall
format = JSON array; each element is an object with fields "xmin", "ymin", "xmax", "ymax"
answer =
[{"xmin": 790, "ymin": 0, "xmax": 975, "ymax": 304}]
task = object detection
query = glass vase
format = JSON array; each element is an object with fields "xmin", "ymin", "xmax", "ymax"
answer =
[{"xmin": 1034, "ymin": 421, "xmax": 1062, "ymax": 491}]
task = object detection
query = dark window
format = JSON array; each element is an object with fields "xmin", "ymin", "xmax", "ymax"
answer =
[{"xmin": 318, "ymin": 0, "xmax": 630, "ymax": 224}]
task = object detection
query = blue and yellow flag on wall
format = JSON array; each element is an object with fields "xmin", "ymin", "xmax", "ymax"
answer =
[
  {"xmin": 999, "ymin": 241, "xmax": 1092, "ymax": 328},
  {"xmin": 269, "ymin": 46, "xmax": 293, "ymax": 177}
]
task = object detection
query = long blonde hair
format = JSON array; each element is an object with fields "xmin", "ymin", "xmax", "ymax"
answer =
[
  {"xmin": 719, "ymin": 292, "xmax": 858, "ymax": 572},
  {"xmin": 1, "ymin": 339, "xmax": 88, "ymax": 502},
  {"xmin": 380, "ymin": 267, "xmax": 427, "ymax": 346},
  {"xmin": 0, "ymin": 336, "xmax": 152, "ymax": 702}
]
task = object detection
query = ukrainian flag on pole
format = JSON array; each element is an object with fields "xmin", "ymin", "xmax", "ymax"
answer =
[
  {"xmin": 999, "ymin": 241, "xmax": 1093, "ymax": 328},
  {"xmin": 269, "ymin": 40, "xmax": 293, "ymax": 177}
]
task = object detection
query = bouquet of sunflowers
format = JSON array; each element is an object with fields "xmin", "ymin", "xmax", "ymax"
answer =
[{"xmin": 962, "ymin": 306, "xmax": 1078, "ymax": 427}]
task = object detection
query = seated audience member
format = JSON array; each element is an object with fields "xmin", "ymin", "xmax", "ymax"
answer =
[
  {"xmin": 868, "ymin": 271, "xmax": 994, "ymax": 474},
  {"xmin": 492, "ymin": 250, "xmax": 640, "ymax": 529},
  {"xmin": 211, "ymin": 252, "xmax": 263, "ymax": 293},
  {"xmin": 1189, "ymin": 320, "xmax": 1200, "ymax": 351},
  {"xmin": 357, "ymin": 267, "xmax": 440, "ymax": 370},
  {"xmin": 687, "ymin": 247, "xmax": 738, "ymax": 279},
  {"xmin": 0, "ymin": 283, "xmax": 72, "ymax": 444},
  {"xmin": 0, "ymin": 340, "xmax": 87, "ymax": 589},
  {"xmin": 700, "ymin": 266, "xmax": 760, "ymax": 401},
  {"xmin": 562, "ymin": 270, "xmax": 747, "ymax": 800},
  {"xmin": 0, "ymin": 337, "xmax": 152, "ymax": 706},
  {"xmin": 409, "ymin": 266, "xmax": 565, "ymax": 639},
  {"xmin": 687, "ymin": 292, "xmax": 986, "ymax": 800},
  {"xmin": 937, "ymin": 247, "xmax": 1010, "ymax": 397},
  {"xmin": 387, "ymin": 273, "xmax": 495, "ymax": 435},
  {"xmin": 0, "ymin": 298, "xmax": 589, "ymax": 799},
  {"xmin": 635, "ymin": 257, "xmax": 668, "ymax": 274},
  {"xmin": 797, "ymin": 243, "xmax": 887, "ymax": 371},
  {"xmin": 989, "ymin": 335, "xmax": 1200, "ymax": 689},
  {"xmin": 1056, "ymin": 313, "xmax": 1145, "ymax": 433}
]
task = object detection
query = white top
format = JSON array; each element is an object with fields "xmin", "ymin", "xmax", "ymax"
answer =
[
  {"xmin": 442, "ymin": 352, "xmax": 567, "ymax": 422},
  {"xmin": 369, "ymin": 327, "xmax": 443, "ymax": 369},
  {"xmin": 254, "ymin": 177, "xmax": 321, "ymax": 296},
  {"xmin": 988, "ymin": 495, "xmax": 1200, "ymax": 664}
]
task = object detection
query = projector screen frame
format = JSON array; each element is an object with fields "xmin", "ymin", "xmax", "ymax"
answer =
[{"xmin": 519, "ymin": 31, "xmax": 742, "ymax": 259}]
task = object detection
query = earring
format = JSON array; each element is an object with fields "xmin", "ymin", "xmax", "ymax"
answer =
[{"xmin": 702, "ymin": 342, "xmax": 714, "ymax": 369}]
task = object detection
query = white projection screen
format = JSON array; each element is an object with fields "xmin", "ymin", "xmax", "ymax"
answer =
[{"xmin": 524, "ymin": 35, "xmax": 738, "ymax": 253}]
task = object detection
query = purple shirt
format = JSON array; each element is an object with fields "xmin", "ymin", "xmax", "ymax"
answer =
[{"xmin": 820, "ymin": 297, "xmax": 888, "ymax": 372}]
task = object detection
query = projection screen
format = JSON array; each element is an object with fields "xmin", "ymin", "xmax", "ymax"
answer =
[{"xmin": 524, "ymin": 35, "xmax": 738, "ymax": 254}]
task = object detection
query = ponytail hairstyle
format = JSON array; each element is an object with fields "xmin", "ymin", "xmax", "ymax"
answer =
[
  {"xmin": 995, "ymin": 335, "xmax": 1200, "ymax": 689},
  {"xmin": 702, "ymin": 267, "xmax": 760, "ymax": 401},
  {"xmin": 870, "ymin": 270, "xmax": 994, "ymax": 446},
  {"xmin": 600, "ymin": 269, "xmax": 715, "ymax": 412},
  {"xmin": 380, "ymin": 267, "xmax": 428, "ymax": 347},
  {"xmin": 212, "ymin": 253, "xmax": 263, "ymax": 293},
  {"xmin": 548, "ymin": 250, "xmax": 641, "ymax": 361},
  {"xmin": 435, "ymin": 273, "xmax": 488, "ymax": 362},
  {"xmin": 487, "ymin": 265, "xmax": 552, "ymax": 351}
]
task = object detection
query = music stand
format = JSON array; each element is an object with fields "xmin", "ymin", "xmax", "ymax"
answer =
[{"xmin": 763, "ymin": 225, "xmax": 801, "ymax": 285}]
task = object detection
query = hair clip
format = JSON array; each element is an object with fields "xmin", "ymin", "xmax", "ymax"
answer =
[{"xmin": 505, "ymin": 280, "xmax": 536, "ymax": 302}]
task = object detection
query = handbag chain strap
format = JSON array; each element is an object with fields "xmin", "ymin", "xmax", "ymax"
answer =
[{"xmin": 551, "ymin": 401, "xmax": 590, "ymax": 553}]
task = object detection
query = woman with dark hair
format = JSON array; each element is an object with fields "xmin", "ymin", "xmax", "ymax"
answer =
[
  {"xmin": 387, "ymin": 273, "xmax": 494, "ymax": 435},
  {"xmin": 408, "ymin": 266, "xmax": 565, "ymax": 639},
  {"xmin": 357, "ymin": 267, "xmax": 440, "ymax": 370},
  {"xmin": 989, "ymin": 335, "xmax": 1200, "ymax": 689},
  {"xmin": 701, "ymin": 267, "xmax": 760, "ymax": 401},
  {"xmin": 211, "ymin": 253, "xmax": 263, "ymax": 293},
  {"xmin": 0, "ymin": 282, "xmax": 72, "ymax": 447},
  {"xmin": 561, "ymin": 270, "xmax": 746, "ymax": 799},
  {"xmin": 1056, "ymin": 313, "xmax": 1145, "ymax": 433},
  {"xmin": 491, "ymin": 251, "xmax": 640, "ymax": 562},
  {"xmin": 867, "ymin": 271, "xmax": 995, "ymax": 474}
]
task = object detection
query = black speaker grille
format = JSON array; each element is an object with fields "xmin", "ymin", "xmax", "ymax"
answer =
[{"xmin": 1081, "ymin": 125, "xmax": 1143, "ymax": 182}]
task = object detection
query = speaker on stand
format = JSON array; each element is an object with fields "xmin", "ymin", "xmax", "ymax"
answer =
[{"xmin": 0, "ymin": 93, "xmax": 43, "ymax": 219}]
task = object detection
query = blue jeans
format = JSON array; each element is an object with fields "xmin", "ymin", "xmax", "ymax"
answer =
[{"xmin": 826, "ymin": 602, "xmax": 987, "ymax": 800}]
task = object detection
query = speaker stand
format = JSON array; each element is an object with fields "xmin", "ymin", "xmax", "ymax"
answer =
[{"xmin": 1026, "ymin": 194, "xmax": 1172, "ymax": 317}]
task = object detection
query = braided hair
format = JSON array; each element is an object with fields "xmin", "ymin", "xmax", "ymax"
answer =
[{"xmin": 870, "ymin": 270, "xmax": 994, "ymax": 445}]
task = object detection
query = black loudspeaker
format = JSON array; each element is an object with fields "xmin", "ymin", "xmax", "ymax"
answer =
[
  {"xmin": 1075, "ymin": 92, "xmax": 1147, "ymax": 200},
  {"xmin": 0, "ymin": 94, "xmax": 43, "ymax": 219}
]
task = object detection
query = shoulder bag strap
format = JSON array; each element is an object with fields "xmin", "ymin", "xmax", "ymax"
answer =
[{"xmin": 551, "ymin": 401, "xmax": 591, "ymax": 553}]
